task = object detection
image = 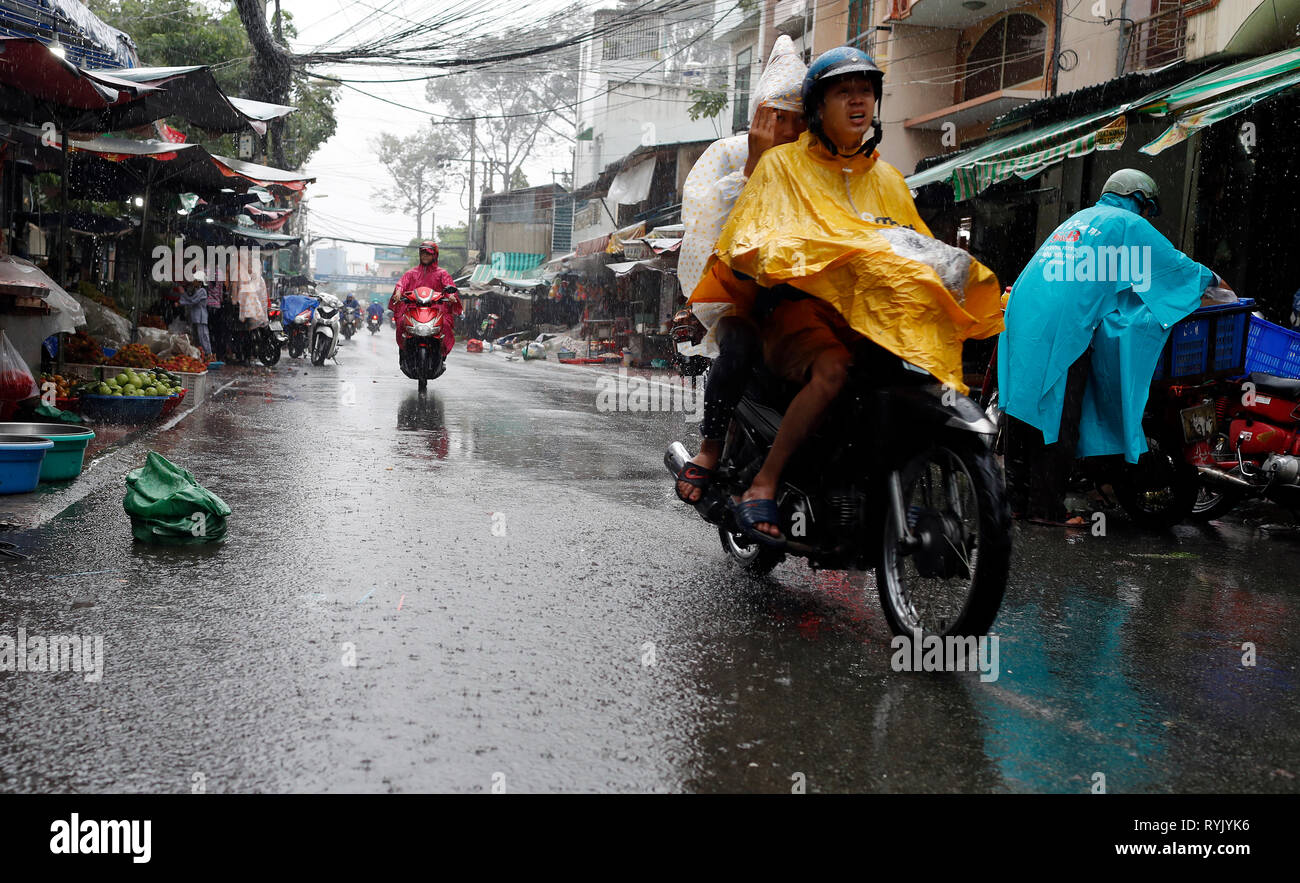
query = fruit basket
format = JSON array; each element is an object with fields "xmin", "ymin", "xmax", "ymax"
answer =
[
  {"xmin": 78, "ymin": 394, "xmax": 168, "ymax": 424},
  {"xmin": 158, "ymin": 387, "xmax": 187, "ymax": 418}
]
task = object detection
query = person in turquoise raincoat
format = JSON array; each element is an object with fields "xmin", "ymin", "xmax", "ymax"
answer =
[{"xmin": 999, "ymin": 169, "xmax": 1231, "ymax": 525}]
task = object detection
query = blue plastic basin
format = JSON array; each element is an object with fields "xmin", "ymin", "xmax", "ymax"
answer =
[{"xmin": 0, "ymin": 434, "xmax": 54, "ymax": 494}]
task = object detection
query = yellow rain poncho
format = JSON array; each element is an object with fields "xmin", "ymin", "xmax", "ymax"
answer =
[{"xmin": 691, "ymin": 131, "xmax": 1004, "ymax": 392}]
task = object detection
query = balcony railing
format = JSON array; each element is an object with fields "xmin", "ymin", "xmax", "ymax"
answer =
[{"xmin": 1121, "ymin": 3, "xmax": 1188, "ymax": 74}]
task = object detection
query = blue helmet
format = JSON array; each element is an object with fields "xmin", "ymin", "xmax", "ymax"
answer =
[
  {"xmin": 802, "ymin": 46, "xmax": 884, "ymax": 157},
  {"xmin": 802, "ymin": 46, "xmax": 883, "ymax": 106}
]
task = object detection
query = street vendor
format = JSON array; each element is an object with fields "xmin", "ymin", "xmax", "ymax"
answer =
[
  {"xmin": 671, "ymin": 34, "xmax": 807, "ymax": 505},
  {"xmin": 178, "ymin": 270, "xmax": 211, "ymax": 357},
  {"xmin": 999, "ymin": 169, "xmax": 1231, "ymax": 526},
  {"xmin": 681, "ymin": 46, "xmax": 1003, "ymax": 544}
]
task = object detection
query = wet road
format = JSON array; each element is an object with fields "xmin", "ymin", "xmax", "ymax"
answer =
[{"xmin": 1, "ymin": 331, "xmax": 1297, "ymax": 793}]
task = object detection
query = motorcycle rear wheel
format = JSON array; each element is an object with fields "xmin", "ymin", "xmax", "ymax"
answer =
[
  {"xmin": 312, "ymin": 334, "xmax": 330, "ymax": 366},
  {"xmin": 258, "ymin": 334, "xmax": 281, "ymax": 367},
  {"xmin": 877, "ymin": 436, "xmax": 1010, "ymax": 639},
  {"xmin": 1112, "ymin": 436, "xmax": 1199, "ymax": 530}
]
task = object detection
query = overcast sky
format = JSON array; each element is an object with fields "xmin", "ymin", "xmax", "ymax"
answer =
[{"xmin": 282, "ymin": 1, "xmax": 580, "ymax": 269}]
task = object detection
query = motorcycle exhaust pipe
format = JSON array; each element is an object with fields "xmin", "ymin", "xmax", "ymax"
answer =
[
  {"xmin": 665, "ymin": 442, "xmax": 690, "ymax": 479},
  {"xmin": 1197, "ymin": 466, "xmax": 1253, "ymax": 491}
]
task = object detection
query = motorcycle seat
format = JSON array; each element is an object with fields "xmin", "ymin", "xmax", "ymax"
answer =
[{"xmin": 1248, "ymin": 372, "xmax": 1300, "ymax": 398}]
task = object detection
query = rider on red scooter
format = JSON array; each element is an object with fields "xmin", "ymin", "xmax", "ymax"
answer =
[{"xmin": 391, "ymin": 241, "xmax": 461, "ymax": 372}]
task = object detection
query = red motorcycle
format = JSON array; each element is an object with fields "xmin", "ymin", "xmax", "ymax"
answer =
[
  {"xmin": 1186, "ymin": 371, "xmax": 1300, "ymax": 519},
  {"xmin": 395, "ymin": 286, "xmax": 461, "ymax": 392}
]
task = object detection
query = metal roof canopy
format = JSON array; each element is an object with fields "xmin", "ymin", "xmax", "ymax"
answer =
[{"xmin": 0, "ymin": 37, "xmax": 294, "ymax": 134}]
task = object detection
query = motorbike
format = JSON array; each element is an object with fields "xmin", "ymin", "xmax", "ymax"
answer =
[
  {"xmin": 1179, "ymin": 372, "xmax": 1300, "ymax": 520},
  {"xmin": 282, "ymin": 294, "xmax": 316, "ymax": 359},
  {"xmin": 310, "ymin": 293, "xmax": 343, "ymax": 366},
  {"xmin": 367, "ymin": 310, "xmax": 383, "ymax": 334},
  {"xmin": 666, "ymin": 338, "xmax": 1010, "ymax": 639},
  {"xmin": 397, "ymin": 286, "xmax": 460, "ymax": 392},
  {"xmin": 253, "ymin": 303, "xmax": 286, "ymax": 367},
  {"xmin": 341, "ymin": 304, "xmax": 361, "ymax": 340}
]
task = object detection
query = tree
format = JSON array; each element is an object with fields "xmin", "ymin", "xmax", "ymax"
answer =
[
  {"xmin": 372, "ymin": 126, "xmax": 464, "ymax": 242},
  {"xmin": 426, "ymin": 9, "xmax": 583, "ymax": 195}
]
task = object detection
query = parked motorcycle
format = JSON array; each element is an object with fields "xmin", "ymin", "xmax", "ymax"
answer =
[
  {"xmin": 666, "ymin": 339, "xmax": 1010, "ymax": 639},
  {"xmin": 254, "ymin": 304, "xmax": 286, "ymax": 367},
  {"xmin": 282, "ymin": 294, "xmax": 315, "ymax": 359},
  {"xmin": 310, "ymin": 293, "xmax": 343, "ymax": 366},
  {"xmin": 397, "ymin": 286, "xmax": 460, "ymax": 392},
  {"xmin": 1176, "ymin": 371, "xmax": 1300, "ymax": 520}
]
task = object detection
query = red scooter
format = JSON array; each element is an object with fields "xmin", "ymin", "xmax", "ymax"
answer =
[{"xmin": 395, "ymin": 286, "xmax": 461, "ymax": 392}]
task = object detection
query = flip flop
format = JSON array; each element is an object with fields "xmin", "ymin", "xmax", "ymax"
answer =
[
  {"xmin": 1027, "ymin": 515, "xmax": 1089, "ymax": 528},
  {"xmin": 674, "ymin": 461, "xmax": 714, "ymax": 503},
  {"xmin": 727, "ymin": 497, "xmax": 786, "ymax": 548}
]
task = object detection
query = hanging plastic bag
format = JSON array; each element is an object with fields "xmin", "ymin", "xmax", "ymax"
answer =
[
  {"xmin": 123, "ymin": 452, "xmax": 231, "ymax": 545},
  {"xmin": 0, "ymin": 330, "xmax": 40, "ymax": 403}
]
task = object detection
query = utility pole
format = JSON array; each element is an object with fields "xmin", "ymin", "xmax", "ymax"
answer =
[{"xmin": 467, "ymin": 116, "xmax": 476, "ymax": 257}]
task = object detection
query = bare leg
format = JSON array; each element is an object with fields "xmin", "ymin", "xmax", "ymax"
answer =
[{"xmin": 740, "ymin": 347, "xmax": 851, "ymax": 536}]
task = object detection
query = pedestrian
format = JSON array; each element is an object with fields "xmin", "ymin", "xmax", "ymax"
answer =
[
  {"xmin": 179, "ymin": 271, "xmax": 212, "ymax": 357},
  {"xmin": 999, "ymin": 169, "xmax": 1231, "ymax": 526}
]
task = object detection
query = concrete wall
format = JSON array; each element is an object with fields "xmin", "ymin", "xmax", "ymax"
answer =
[{"xmin": 485, "ymin": 223, "xmax": 552, "ymax": 258}]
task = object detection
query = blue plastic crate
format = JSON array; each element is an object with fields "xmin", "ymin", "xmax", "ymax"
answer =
[
  {"xmin": 1244, "ymin": 316, "xmax": 1300, "ymax": 379},
  {"xmin": 1153, "ymin": 299, "xmax": 1253, "ymax": 382}
]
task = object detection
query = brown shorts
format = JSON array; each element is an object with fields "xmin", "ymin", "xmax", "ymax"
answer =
[{"xmin": 763, "ymin": 297, "xmax": 862, "ymax": 384}]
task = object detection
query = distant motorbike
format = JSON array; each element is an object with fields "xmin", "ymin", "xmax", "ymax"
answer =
[
  {"xmin": 281, "ymin": 294, "xmax": 316, "ymax": 359},
  {"xmin": 311, "ymin": 293, "xmax": 343, "ymax": 366},
  {"xmin": 668, "ymin": 335, "xmax": 1010, "ymax": 639},
  {"xmin": 341, "ymin": 304, "xmax": 361, "ymax": 340},
  {"xmin": 397, "ymin": 286, "xmax": 461, "ymax": 392},
  {"xmin": 367, "ymin": 309, "xmax": 383, "ymax": 335}
]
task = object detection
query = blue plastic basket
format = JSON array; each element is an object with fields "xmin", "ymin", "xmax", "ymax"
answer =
[
  {"xmin": 1153, "ymin": 299, "xmax": 1254, "ymax": 382},
  {"xmin": 1244, "ymin": 316, "xmax": 1300, "ymax": 379},
  {"xmin": 78, "ymin": 394, "xmax": 167, "ymax": 425}
]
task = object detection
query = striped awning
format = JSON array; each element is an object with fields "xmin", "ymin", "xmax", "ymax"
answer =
[
  {"xmin": 906, "ymin": 106, "xmax": 1133, "ymax": 201},
  {"xmin": 469, "ymin": 252, "xmax": 545, "ymax": 285},
  {"xmin": 908, "ymin": 45, "xmax": 1300, "ymax": 198}
]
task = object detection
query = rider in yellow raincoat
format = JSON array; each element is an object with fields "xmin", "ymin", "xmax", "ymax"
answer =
[{"xmin": 689, "ymin": 47, "xmax": 1004, "ymax": 544}]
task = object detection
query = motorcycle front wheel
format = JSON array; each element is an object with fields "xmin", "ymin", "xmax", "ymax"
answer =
[
  {"xmin": 417, "ymin": 346, "xmax": 430, "ymax": 392},
  {"xmin": 877, "ymin": 436, "xmax": 1010, "ymax": 639}
]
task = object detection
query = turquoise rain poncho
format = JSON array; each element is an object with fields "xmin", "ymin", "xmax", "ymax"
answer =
[{"xmin": 999, "ymin": 192, "xmax": 1214, "ymax": 463}]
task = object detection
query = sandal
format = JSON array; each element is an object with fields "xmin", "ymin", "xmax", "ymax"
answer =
[
  {"xmin": 674, "ymin": 460, "xmax": 714, "ymax": 503},
  {"xmin": 727, "ymin": 497, "xmax": 787, "ymax": 548},
  {"xmin": 1027, "ymin": 514, "xmax": 1089, "ymax": 528}
]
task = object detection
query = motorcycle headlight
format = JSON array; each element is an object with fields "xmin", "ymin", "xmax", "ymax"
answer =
[{"xmin": 409, "ymin": 320, "xmax": 438, "ymax": 336}]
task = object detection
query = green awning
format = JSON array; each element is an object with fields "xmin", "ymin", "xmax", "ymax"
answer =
[
  {"xmin": 1139, "ymin": 49, "xmax": 1300, "ymax": 154},
  {"xmin": 469, "ymin": 252, "xmax": 545, "ymax": 285},
  {"xmin": 905, "ymin": 104, "xmax": 1135, "ymax": 201},
  {"xmin": 907, "ymin": 45, "xmax": 1300, "ymax": 199}
]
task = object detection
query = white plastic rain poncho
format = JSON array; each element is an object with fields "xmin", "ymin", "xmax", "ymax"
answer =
[{"xmin": 677, "ymin": 36, "xmax": 806, "ymax": 356}]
